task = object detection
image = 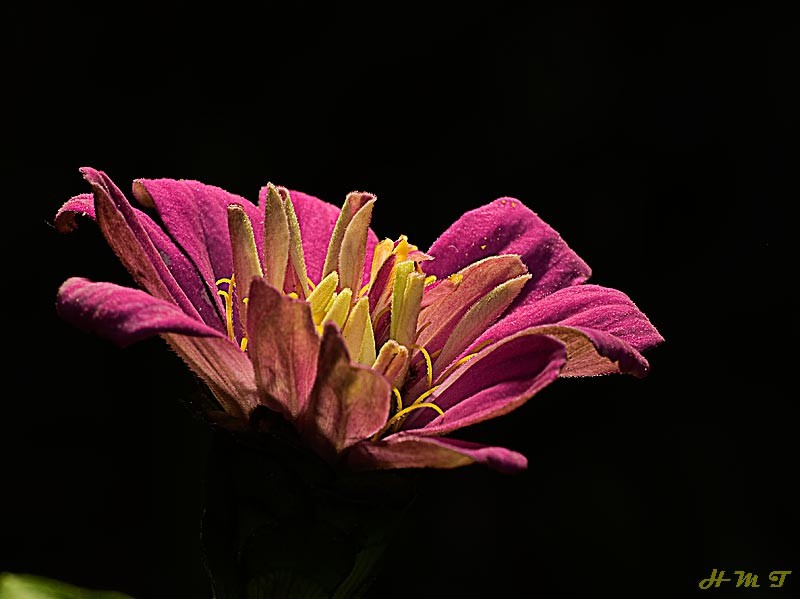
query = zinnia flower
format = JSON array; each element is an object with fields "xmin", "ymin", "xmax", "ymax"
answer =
[{"xmin": 56, "ymin": 168, "xmax": 662, "ymax": 473}]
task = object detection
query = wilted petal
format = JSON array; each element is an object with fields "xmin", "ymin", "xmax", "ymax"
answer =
[
  {"xmin": 246, "ymin": 279, "xmax": 320, "ymax": 419},
  {"xmin": 302, "ymin": 324, "xmax": 392, "ymax": 459},
  {"xmin": 346, "ymin": 434, "xmax": 527, "ymax": 473},
  {"xmin": 56, "ymin": 277, "xmax": 223, "ymax": 346},
  {"xmin": 473, "ymin": 284, "xmax": 663, "ymax": 377},
  {"xmin": 426, "ymin": 198, "xmax": 591, "ymax": 302},
  {"xmin": 404, "ymin": 332, "xmax": 566, "ymax": 435},
  {"xmin": 83, "ymin": 168, "xmax": 202, "ymax": 321},
  {"xmin": 54, "ymin": 193, "xmax": 95, "ymax": 233},
  {"xmin": 55, "ymin": 188, "xmax": 223, "ymax": 329}
]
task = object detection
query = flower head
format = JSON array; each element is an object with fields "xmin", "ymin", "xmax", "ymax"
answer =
[{"xmin": 56, "ymin": 168, "xmax": 662, "ymax": 473}]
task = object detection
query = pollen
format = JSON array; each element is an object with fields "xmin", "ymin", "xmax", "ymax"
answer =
[{"xmin": 448, "ymin": 273, "xmax": 463, "ymax": 285}]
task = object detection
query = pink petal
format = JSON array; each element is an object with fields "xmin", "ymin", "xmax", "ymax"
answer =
[
  {"xmin": 82, "ymin": 168, "xmax": 204, "ymax": 322},
  {"xmin": 56, "ymin": 277, "xmax": 223, "ymax": 346},
  {"xmin": 54, "ymin": 193, "xmax": 94, "ymax": 232},
  {"xmin": 301, "ymin": 324, "xmax": 392, "ymax": 459},
  {"xmin": 57, "ymin": 277, "xmax": 257, "ymax": 421},
  {"xmin": 403, "ymin": 331, "xmax": 566, "ymax": 434},
  {"xmin": 346, "ymin": 434, "xmax": 528, "ymax": 473},
  {"xmin": 473, "ymin": 284, "xmax": 663, "ymax": 377},
  {"xmin": 246, "ymin": 278, "xmax": 320, "ymax": 420},
  {"xmin": 55, "ymin": 186, "xmax": 223, "ymax": 331},
  {"xmin": 426, "ymin": 198, "xmax": 592, "ymax": 302},
  {"xmin": 132, "ymin": 178, "xmax": 264, "ymax": 329}
]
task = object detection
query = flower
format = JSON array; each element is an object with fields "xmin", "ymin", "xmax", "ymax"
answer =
[{"xmin": 56, "ymin": 168, "xmax": 662, "ymax": 473}]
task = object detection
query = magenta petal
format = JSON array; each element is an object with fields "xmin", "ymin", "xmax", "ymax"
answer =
[
  {"xmin": 56, "ymin": 277, "xmax": 223, "ymax": 347},
  {"xmin": 55, "ymin": 193, "xmax": 95, "ymax": 232},
  {"xmin": 56, "ymin": 183, "xmax": 223, "ymax": 331},
  {"xmin": 272, "ymin": 188, "xmax": 379, "ymax": 285},
  {"xmin": 133, "ymin": 178, "xmax": 264, "ymax": 328},
  {"xmin": 302, "ymin": 324, "xmax": 392, "ymax": 458},
  {"xmin": 246, "ymin": 278, "xmax": 320, "ymax": 419},
  {"xmin": 82, "ymin": 168, "xmax": 206, "ymax": 322},
  {"xmin": 426, "ymin": 198, "xmax": 591, "ymax": 302},
  {"xmin": 472, "ymin": 284, "xmax": 663, "ymax": 377},
  {"xmin": 346, "ymin": 434, "xmax": 528, "ymax": 473},
  {"xmin": 405, "ymin": 331, "xmax": 566, "ymax": 434},
  {"xmin": 497, "ymin": 284, "xmax": 663, "ymax": 351},
  {"xmin": 133, "ymin": 178, "xmax": 259, "ymax": 281}
]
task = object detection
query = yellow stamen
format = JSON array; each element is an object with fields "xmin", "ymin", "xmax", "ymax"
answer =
[
  {"xmin": 424, "ymin": 275, "xmax": 437, "ymax": 286},
  {"xmin": 412, "ymin": 384, "xmax": 439, "ymax": 405},
  {"xmin": 372, "ymin": 401, "xmax": 444, "ymax": 441},
  {"xmin": 434, "ymin": 340, "xmax": 493, "ymax": 383},
  {"xmin": 392, "ymin": 387, "xmax": 403, "ymax": 412},
  {"xmin": 216, "ymin": 289, "xmax": 235, "ymax": 341},
  {"xmin": 240, "ymin": 337, "xmax": 248, "ymax": 351},
  {"xmin": 410, "ymin": 344, "xmax": 433, "ymax": 389},
  {"xmin": 307, "ymin": 277, "xmax": 317, "ymax": 290},
  {"xmin": 448, "ymin": 273, "xmax": 463, "ymax": 285},
  {"xmin": 358, "ymin": 282, "xmax": 371, "ymax": 297},
  {"xmin": 215, "ymin": 277, "xmax": 234, "ymax": 287},
  {"xmin": 287, "ymin": 292, "xmax": 299, "ymax": 299}
]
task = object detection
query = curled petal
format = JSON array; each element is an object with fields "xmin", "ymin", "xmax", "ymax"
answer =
[
  {"xmin": 82, "ymin": 168, "xmax": 203, "ymax": 321},
  {"xmin": 346, "ymin": 434, "xmax": 528, "ymax": 473},
  {"xmin": 54, "ymin": 193, "xmax": 94, "ymax": 232},
  {"xmin": 55, "ymin": 185, "xmax": 222, "ymax": 330},
  {"xmin": 426, "ymin": 198, "xmax": 591, "ymax": 302}
]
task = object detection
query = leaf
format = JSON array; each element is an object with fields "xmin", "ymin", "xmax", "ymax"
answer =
[{"xmin": 0, "ymin": 573, "xmax": 134, "ymax": 599}]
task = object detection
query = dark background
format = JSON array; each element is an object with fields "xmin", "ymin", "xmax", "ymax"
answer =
[{"xmin": 4, "ymin": 3, "xmax": 795, "ymax": 598}]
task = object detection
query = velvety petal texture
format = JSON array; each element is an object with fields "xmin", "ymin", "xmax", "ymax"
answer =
[
  {"xmin": 56, "ymin": 168, "xmax": 661, "ymax": 473},
  {"xmin": 56, "ymin": 278, "xmax": 222, "ymax": 346},
  {"xmin": 473, "ymin": 284, "xmax": 663, "ymax": 377},
  {"xmin": 426, "ymin": 198, "xmax": 592, "ymax": 302}
]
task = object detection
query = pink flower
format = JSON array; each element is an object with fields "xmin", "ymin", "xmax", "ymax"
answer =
[{"xmin": 56, "ymin": 168, "xmax": 662, "ymax": 473}]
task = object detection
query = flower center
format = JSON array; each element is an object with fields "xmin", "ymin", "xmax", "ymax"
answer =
[{"xmin": 225, "ymin": 186, "xmax": 487, "ymax": 434}]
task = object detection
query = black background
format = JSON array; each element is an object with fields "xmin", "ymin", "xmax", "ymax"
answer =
[{"xmin": 4, "ymin": 3, "xmax": 796, "ymax": 598}]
